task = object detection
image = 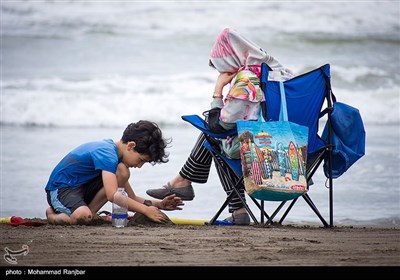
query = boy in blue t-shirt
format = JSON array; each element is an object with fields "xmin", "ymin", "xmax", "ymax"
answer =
[{"xmin": 45, "ymin": 120, "xmax": 183, "ymax": 225}]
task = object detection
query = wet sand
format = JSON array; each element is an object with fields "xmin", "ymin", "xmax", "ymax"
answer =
[{"xmin": 1, "ymin": 219, "xmax": 399, "ymax": 272}]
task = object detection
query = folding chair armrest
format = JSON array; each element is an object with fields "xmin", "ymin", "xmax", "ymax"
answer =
[{"xmin": 181, "ymin": 115, "xmax": 237, "ymax": 138}]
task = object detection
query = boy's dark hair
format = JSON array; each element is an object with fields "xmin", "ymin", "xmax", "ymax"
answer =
[{"xmin": 121, "ymin": 120, "xmax": 171, "ymax": 165}]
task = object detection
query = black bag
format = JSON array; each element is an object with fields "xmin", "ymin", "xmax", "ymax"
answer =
[{"xmin": 202, "ymin": 107, "xmax": 228, "ymax": 134}]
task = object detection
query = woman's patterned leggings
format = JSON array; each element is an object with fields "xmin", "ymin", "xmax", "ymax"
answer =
[{"xmin": 179, "ymin": 133, "xmax": 245, "ymax": 213}]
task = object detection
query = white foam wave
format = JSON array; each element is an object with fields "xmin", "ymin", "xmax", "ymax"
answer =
[
  {"xmin": 333, "ymin": 65, "xmax": 387, "ymax": 84},
  {"xmin": 2, "ymin": 1, "xmax": 399, "ymax": 39},
  {"xmin": 1, "ymin": 73, "xmax": 215, "ymax": 127},
  {"xmin": 2, "ymin": 71, "xmax": 398, "ymax": 128}
]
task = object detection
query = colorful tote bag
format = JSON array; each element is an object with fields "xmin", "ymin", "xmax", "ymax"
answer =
[{"xmin": 237, "ymin": 82, "xmax": 309, "ymax": 201}]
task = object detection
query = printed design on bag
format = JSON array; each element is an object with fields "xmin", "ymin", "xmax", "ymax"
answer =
[{"xmin": 238, "ymin": 122, "xmax": 308, "ymax": 195}]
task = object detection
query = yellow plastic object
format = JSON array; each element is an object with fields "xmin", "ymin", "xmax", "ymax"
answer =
[
  {"xmin": 0, "ymin": 217, "xmax": 12, "ymax": 224},
  {"xmin": 170, "ymin": 218, "xmax": 207, "ymax": 226}
]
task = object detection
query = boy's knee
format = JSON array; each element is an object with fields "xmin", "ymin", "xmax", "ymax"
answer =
[{"xmin": 71, "ymin": 207, "xmax": 94, "ymax": 225}]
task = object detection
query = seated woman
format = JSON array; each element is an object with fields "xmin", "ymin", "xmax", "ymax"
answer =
[{"xmin": 146, "ymin": 28, "xmax": 293, "ymax": 225}]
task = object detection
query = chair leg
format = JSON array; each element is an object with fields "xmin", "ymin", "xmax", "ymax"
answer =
[
  {"xmin": 233, "ymin": 183, "xmax": 259, "ymax": 225},
  {"xmin": 248, "ymin": 196, "xmax": 270, "ymax": 223},
  {"xmin": 209, "ymin": 191, "xmax": 234, "ymax": 225},
  {"xmin": 208, "ymin": 151, "xmax": 261, "ymax": 225},
  {"xmin": 270, "ymin": 194, "xmax": 329, "ymax": 227},
  {"xmin": 261, "ymin": 200, "xmax": 264, "ymax": 223},
  {"xmin": 208, "ymin": 177, "xmax": 260, "ymax": 225},
  {"xmin": 302, "ymin": 193, "xmax": 329, "ymax": 227},
  {"xmin": 210, "ymin": 185, "xmax": 330, "ymax": 227},
  {"xmin": 275, "ymin": 198, "xmax": 298, "ymax": 225}
]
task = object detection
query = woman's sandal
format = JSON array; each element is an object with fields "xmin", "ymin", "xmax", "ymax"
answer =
[
  {"xmin": 146, "ymin": 182, "xmax": 195, "ymax": 201},
  {"xmin": 223, "ymin": 213, "xmax": 250, "ymax": 225}
]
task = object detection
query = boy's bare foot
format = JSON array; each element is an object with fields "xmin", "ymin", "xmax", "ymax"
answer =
[{"xmin": 46, "ymin": 207, "xmax": 71, "ymax": 225}]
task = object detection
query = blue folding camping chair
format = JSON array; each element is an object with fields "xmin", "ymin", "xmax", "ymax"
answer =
[{"xmin": 182, "ymin": 63, "xmax": 335, "ymax": 227}]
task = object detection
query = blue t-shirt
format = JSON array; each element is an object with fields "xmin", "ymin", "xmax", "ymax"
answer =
[{"xmin": 45, "ymin": 139, "xmax": 119, "ymax": 191}]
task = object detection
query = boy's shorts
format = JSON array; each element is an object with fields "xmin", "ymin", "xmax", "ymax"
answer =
[{"xmin": 46, "ymin": 176, "xmax": 103, "ymax": 216}]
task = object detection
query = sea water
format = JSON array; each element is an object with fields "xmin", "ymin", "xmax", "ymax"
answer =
[{"xmin": 1, "ymin": 1, "xmax": 399, "ymax": 227}]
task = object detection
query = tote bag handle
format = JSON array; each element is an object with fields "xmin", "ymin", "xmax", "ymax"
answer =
[
  {"xmin": 279, "ymin": 81, "xmax": 288, "ymax": 121},
  {"xmin": 258, "ymin": 81, "xmax": 288, "ymax": 123}
]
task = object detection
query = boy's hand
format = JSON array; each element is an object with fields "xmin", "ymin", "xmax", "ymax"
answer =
[
  {"xmin": 160, "ymin": 194, "xmax": 184, "ymax": 211},
  {"xmin": 145, "ymin": 206, "xmax": 171, "ymax": 224}
]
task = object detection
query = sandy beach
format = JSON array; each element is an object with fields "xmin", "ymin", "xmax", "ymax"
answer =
[{"xmin": 1, "ymin": 218, "xmax": 399, "ymax": 272}]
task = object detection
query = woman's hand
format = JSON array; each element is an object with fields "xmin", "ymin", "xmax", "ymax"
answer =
[{"xmin": 214, "ymin": 72, "xmax": 236, "ymax": 96}]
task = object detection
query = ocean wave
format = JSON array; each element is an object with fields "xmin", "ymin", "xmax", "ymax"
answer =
[
  {"xmin": 2, "ymin": 1, "xmax": 398, "ymax": 128},
  {"xmin": 1, "ymin": 72, "xmax": 398, "ymax": 128},
  {"xmin": 1, "ymin": 73, "xmax": 213, "ymax": 128},
  {"xmin": 2, "ymin": 1, "xmax": 398, "ymax": 39},
  {"xmin": 291, "ymin": 32, "xmax": 400, "ymax": 45}
]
